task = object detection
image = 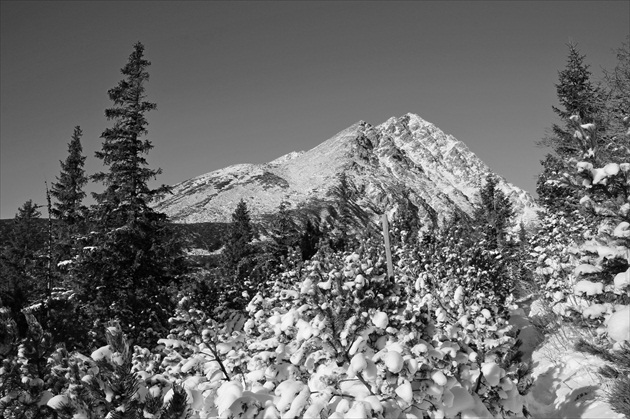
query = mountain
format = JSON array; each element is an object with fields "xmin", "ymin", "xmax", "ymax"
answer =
[{"xmin": 153, "ymin": 113, "xmax": 539, "ymax": 227}]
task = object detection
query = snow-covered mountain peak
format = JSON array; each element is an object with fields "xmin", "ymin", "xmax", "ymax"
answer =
[{"xmin": 154, "ymin": 113, "xmax": 539, "ymax": 225}]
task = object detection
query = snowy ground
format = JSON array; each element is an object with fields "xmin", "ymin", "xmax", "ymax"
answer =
[{"xmin": 511, "ymin": 300, "xmax": 624, "ymax": 418}]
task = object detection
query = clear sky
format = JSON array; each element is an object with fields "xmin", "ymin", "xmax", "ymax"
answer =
[{"xmin": 1, "ymin": 1, "xmax": 628, "ymax": 219}]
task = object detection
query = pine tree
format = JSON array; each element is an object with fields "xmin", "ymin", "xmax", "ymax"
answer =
[
  {"xmin": 473, "ymin": 174, "xmax": 514, "ymax": 249},
  {"xmin": 299, "ymin": 219, "xmax": 322, "ymax": 261},
  {"xmin": 267, "ymin": 201, "xmax": 300, "ymax": 261},
  {"xmin": 327, "ymin": 172, "xmax": 375, "ymax": 250},
  {"xmin": 600, "ymin": 37, "xmax": 630, "ymax": 162},
  {"xmin": 50, "ymin": 126, "xmax": 87, "ymax": 227},
  {"xmin": 393, "ymin": 189, "xmax": 421, "ymax": 246},
  {"xmin": 0, "ymin": 200, "xmax": 46, "ymax": 313},
  {"xmin": 537, "ymin": 43, "xmax": 604, "ymax": 210},
  {"xmin": 221, "ymin": 199, "xmax": 255, "ymax": 279},
  {"xmin": 552, "ymin": 43, "xmax": 602, "ymax": 127},
  {"xmin": 92, "ymin": 42, "xmax": 170, "ymax": 227},
  {"xmin": 72, "ymin": 42, "xmax": 186, "ymax": 347}
]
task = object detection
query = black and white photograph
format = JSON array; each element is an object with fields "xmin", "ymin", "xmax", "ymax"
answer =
[{"xmin": 1, "ymin": 1, "xmax": 629, "ymax": 417}]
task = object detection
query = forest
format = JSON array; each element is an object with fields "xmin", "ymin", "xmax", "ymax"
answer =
[{"xmin": 0, "ymin": 39, "xmax": 629, "ymax": 418}]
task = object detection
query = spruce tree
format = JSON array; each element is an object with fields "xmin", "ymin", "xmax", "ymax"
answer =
[
  {"xmin": 0, "ymin": 200, "xmax": 46, "ymax": 313},
  {"xmin": 537, "ymin": 43, "xmax": 604, "ymax": 210},
  {"xmin": 92, "ymin": 42, "xmax": 169, "ymax": 226},
  {"xmin": 600, "ymin": 37, "xmax": 630, "ymax": 162},
  {"xmin": 72, "ymin": 42, "xmax": 186, "ymax": 347},
  {"xmin": 393, "ymin": 189, "xmax": 421, "ymax": 246},
  {"xmin": 299, "ymin": 219, "xmax": 322, "ymax": 261},
  {"xmin": 221, "ymin": 199, "xmax": 255, "ymax": 279},
  {"xmin": 267, "ymin": 201, "xmax": 300, "ymax": 261},
  {"xmin": 473, "ymin": 174, "xmax": 514, "ymax": 250},
  {"xmin": 50, "ymin": 126, "xmax": 87, "ymax": 227}
]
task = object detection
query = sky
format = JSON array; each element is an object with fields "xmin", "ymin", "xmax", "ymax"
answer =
[{"xmin": 1, "ymin": 1, "xmax": 628, "ymax": 219}]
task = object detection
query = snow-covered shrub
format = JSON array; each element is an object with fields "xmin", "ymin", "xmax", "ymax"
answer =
[
  {"xmin": 130, "ymin": 235, "xmax": 529, "ymax": 418},
  {"xmin": 410, "ymin": 224, "xmax": 533, "ymax": 409},
  {"xmin": 5, "ymin": 224, "xmax": 531, "ymax": 418},
  {"xmin": 527, "ymin": 211, "xmax": 593, "ymax": 324},
  {"xmin": 561, "ymin": 116, "xmax": 630, "ymax": 338},
  {"xmin": 41, "ymin": 323, "xmax": 191, "ymax": 419},
  {"xmin": 567, "ymin": 115, "xmax": 630, "ymax": 416},
  {"xmin": 0, "ymin": 306, "xmax": 53, "ymax": 418}
]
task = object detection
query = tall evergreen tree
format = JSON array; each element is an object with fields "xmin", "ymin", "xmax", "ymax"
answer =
[
  {"xmin": 551, "ymin": 43, "xmax": 602, "ymax": 127},
  {"xmin": 50, "ymin": 126, "xmax": 87, "ymax": 227},
  {"xmin": 299, "ymin": 219, "xmax": 322, "ymax": 261},
  {"xmin": 600, "ymin": 37, "xmax": 630, "ymax": 162},
  {"xmin": 0, "ymin": 200, "xmax": 46, "ymax": 313},
  {"xmin": 267, "ymin": 201, "xmax": 300, "ymax": 261},
  {"xmin": 473, "ymin": 175, "xmax": 514, "ymax": 249},
  {"xmin": 72, "ymin": 42, "xmax": 186, "ymax": 347},
  {"xmin": 537, "ymin": 43, "xmax": 604, "ymax": 210},
  {"xmin": 221, "ymin": 199, "xmax": 255, "ymax": 279},
  {"xmin": 91, "ymin": 42, "xmax": 169, "ymax": 227}
]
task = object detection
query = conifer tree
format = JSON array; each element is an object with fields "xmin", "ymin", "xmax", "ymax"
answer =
[
  {"xmin": 50, "ymin": 126, "xmax": 87, "ymax": 227},
  {"xmin": 327, "ymin": 173, "xmax": 375, "ymax": 250},
  {"xmin": 0, "ymin": 200, "xmax": 46, "ymax": 313},
  {"xmin": 221, "ymin": 199, "xmax": 255, "ymax": 279},
  {"xmin": 91, "ymin": 42, "xmax": 170, "ymax": 227},
  {"xmin": 393, "ymin": 189, "xmax": 421, "ymax": 245},
  {"xmin": 473, "ymin": 174, "xmax": 514, "ymax": 249},
  {"xmin": 537, "ymin": 43, "xmax": 604, "ymax": 210},
  {"xmin": 299, "ymin": 219, "xmax": 322, "ymax": 261},
  {"xmin": 72, "ymin": 42, "xmax": 186, "ymax": 347},
  {"xmin": 600, "ymin": 37, "xmax": 630, "ymax": 162},
  {"xmin": 267, "ymin": 201, "xmax": 300, "ymax": 261}
]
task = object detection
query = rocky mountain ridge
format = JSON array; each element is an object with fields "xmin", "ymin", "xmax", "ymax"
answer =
[{"xmin": 153, "ymin": 113, "xmax": 539, "ymax": 226}]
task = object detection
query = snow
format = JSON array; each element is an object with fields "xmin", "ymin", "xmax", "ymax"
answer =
[
  {"xmin": 91, "ymin": 345, "xmax": 112, "ymax": 362},
  {"xmin": 613, "ymin": 221, "xmax": 630, "ymax": 238},
  {"xmin": 431, "ymin": 370, "xmax": 448, "ymax": 386},
  {"xmin": 523, "ymin": 300, "xmax": 625, "ymax": 418},
  {"xmin": 574, "ymin": 280, "xmax": 604, "ymax": 296},
  {"xmin": 381, "ymin": 350, "xmax": 404, "ymax": 373},
  {"xmin": 46, "ymin": 395, "xmax": 70, "ymax": 410},
  {"xmin": 582, "ymin": 303, "xmax": 610, "ymax": 319},
  {"xmin": 395, "ymin": 379, "xmax": 413, "ymax": 405},
  {"xmin": 152, "ymin": 113, "xmax": 539, "ymax": 228},
  {"xmin": 574, "ymin": 264, "xmax": 602, "ymax": 276},
  {"xmin": 606, "ymin": 305, "xmax": 629, "ymax": 342},
  {"xmin": 481, "ymin": 361, "xmax": 502, "ymax": 386},
  {"xmin": 350, "ymin": 352, "xmax": 367, "ymax": 372},
  {"xmin": 372, "ymin": 311, "xmax": 389, "ymax": 329},
  {"xmin": 443, "ymin": 385, "xmax": 475, "ymax": 416},
  {"xmin": 613, "ymin": 268, "xmax": 630, "ymax": 292}
]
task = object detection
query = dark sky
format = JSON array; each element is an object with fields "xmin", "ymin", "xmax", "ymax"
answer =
[{"xmin": 1, "ymin": 1, "xmax": 628, "ymax": 218}]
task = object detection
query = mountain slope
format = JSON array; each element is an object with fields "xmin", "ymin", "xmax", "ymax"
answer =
[{"xmin": 154, "ymin": 113, "xmax": 539, "ymax": 225}]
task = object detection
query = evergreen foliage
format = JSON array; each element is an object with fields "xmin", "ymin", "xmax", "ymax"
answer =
[
  {"xmin": 298, "ymin": 219, "xmax": 323, "ymax": 261},
  {"xmin": 0, "ymin": 200, "xmax": 47, "ymax": 314},
  {"xmin": 50, "ymin": 126, "xmax": 87, "ymax": 228},
  {"xmin": 221, "ymin": 199, "xmax": 255, "ymax": 279},
  {"xmin": 5, "ymin": 36, "xmax": 630, "ymax": 419},
  {"xmin": 326, "ymin": 172, "xmax": 377, "ymax": 250},
  {"xmin": 537, "ymin": 43, "xmax": 604, "ymax": 211},
  {"xmin": 91, "ymin": 42, "xmax": 170, "ymax": 227},
  {"xmin": 70, "ymin": 42, "xmax": 186, "ymax": 348},
  {"xmin": 0, "ymin": 306, "xmax": 55, "ymax": 419},
  {"xmin": 265, "ymin": 201, "xmax": 301, "ymax": 265},
  {"xmin": 391, "ymin": 189, "xmax": 421, "ymax": 246},
  {"xmin": 472, "ymin": 174, "xmax": 514, "ymax": 249}
]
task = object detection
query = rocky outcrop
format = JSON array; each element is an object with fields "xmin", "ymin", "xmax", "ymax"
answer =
[{"xmin": 153, "ymin": 113, "xmax": 539, "ymax": 226}]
